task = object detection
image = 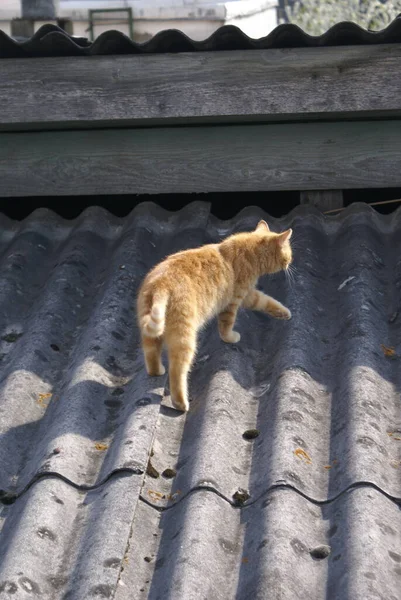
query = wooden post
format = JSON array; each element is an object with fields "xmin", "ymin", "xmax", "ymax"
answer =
[
  {"xmin": 300, "ymin": 190, "xmax": 344, "ymax": 212},
  {"xmin": 11, "ymin": 19, "xmax": 35, "ymax": 39},
  {"xmin": 57, "ymin": 19, "xmax": 74, "ymax": 36}
]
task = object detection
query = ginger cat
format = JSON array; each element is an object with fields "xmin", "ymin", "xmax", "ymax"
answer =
[{"xmin": 137, "ymin": 220, "xmax": 292, "ymax": 412}]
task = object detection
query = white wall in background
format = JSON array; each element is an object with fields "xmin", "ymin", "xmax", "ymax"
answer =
[
  {"xmin": 0, "ymin": 0, "xmax": 20, "ymax": 35},
  {"xmin": 225, "ymin": 0, "xmax": 278, "ymax": 38},
  {"xmin": 59, "ymin": 0, "xmax": 278, "ymax": 41},
  {"xmin": 0, "ymin": 0, "xmax": 21, "ymax": 18},
  {"xmin": 0, "ymin": 0, "xmax": 279, "ymax": 40}
]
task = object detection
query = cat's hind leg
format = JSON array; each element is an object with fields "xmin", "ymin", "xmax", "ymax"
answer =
[
  {"xmin": 166, "ymin": 327, "xmax": 197, "ymax": 412},
  {"xmin": 142, "ymin": 334, "xmax": 165, "ymax": 376},
  {"xmin": 243, "ymin": 289, "xmax": 291, "ymax": 320}
]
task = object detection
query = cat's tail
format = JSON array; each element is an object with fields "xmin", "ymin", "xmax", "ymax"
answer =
[{"xmin": 142, "ymin": 292, "xmax": 169, "ymax": 338}]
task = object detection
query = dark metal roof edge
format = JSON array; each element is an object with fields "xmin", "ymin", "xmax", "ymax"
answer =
[
  {"xmin": 1, "ymin": 17, "xmax": 401, "ymax": 58},
  {"xmin": 4, "ymin": 200, "xmax": 401, "ymax": 231}
]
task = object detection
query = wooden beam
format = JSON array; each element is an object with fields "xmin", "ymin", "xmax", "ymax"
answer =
[
  {"xmin": 0, "ymin": 120, "xmax": 401, "ymax": 197},
  {"xmin": 1, "ymin": 44, "xmax": 401, "ymax": 131}
]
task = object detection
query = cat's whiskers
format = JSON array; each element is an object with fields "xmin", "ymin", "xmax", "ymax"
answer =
[
  {"xmin": 285, "ymin": 231, "xmax": 304, "ymax": 251},
  {"xmin": 285, "ymin": 263, "xmax": 297, "ymax": 288},
  {"xmin": 284, "ymin": 268, "xmax": 291, "ymax": 287},
  {"xmin": 286, "ymin": 239, "xmax": 302, "ymax": 252}
]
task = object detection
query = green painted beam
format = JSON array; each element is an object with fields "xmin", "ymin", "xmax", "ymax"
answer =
[{"xmin": 0, "ymin": 120, "xmax": 400, "ymax": 197}]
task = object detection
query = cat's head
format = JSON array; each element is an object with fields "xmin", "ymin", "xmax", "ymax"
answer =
[{"xmin": 255, "ymin": 220, "xmax": 293, "ymax": 273}]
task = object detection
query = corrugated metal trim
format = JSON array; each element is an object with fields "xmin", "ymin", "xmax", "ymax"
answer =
[{"xmin": 1, "ymin": 18, "xmax": 401, "ymax": 58}]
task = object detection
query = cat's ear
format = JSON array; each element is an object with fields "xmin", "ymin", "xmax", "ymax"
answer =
[
  {"xmin": 256, "ymin": 220, "xmax": 270, "ymax": 232},
  {"xmin": 277, "ymin": 229, "xmax": 292, "ymax": 246}
]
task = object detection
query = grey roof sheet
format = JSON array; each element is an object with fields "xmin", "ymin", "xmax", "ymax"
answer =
[
  {"xmin": 120, "ymin": 488, "xmax": 401, "ymax": 600},
  {"xmin": 1, "ymin": 18, "xmax": 401, "ymax": 58},
  {"xmin": 0, "ymin": 201, "xmax": 400, "ymax": 599}
]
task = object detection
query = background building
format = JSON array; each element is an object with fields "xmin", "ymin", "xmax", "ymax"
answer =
[{"xmin": 0, "ymin": 0, "xmax": 280, "ymax": 41}]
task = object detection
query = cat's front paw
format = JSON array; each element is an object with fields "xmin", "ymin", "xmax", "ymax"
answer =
[
  {"xmin": 222, "ymin": 330, "xmax": 241, "ymax": 344},
  {"xmin": 270, "ymin": 306, "xmax": 291, "ymax": 320}
]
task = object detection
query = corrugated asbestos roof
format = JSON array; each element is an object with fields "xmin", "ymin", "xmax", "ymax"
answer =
[
  {"xmin": 0, "ymin": 201, "xmax": 400, "ymax": 599},
  {"xmin": 1, "ymin": 17, "xmax": 401, "ymax": 57}
]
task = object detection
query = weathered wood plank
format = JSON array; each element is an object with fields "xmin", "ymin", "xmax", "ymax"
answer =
[
  {"xmin": 0, "ymin": 120, "xmax": 400, "ymax": 197},
  {"xmin": 1, "ymin": 45, "xmax": 401, "ymax": 130},
  {"xmin": 300, "ymin": 190, "xmax": 344, "ymax": 211}
]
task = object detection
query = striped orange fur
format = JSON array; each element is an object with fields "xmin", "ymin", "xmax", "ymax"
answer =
[{"xmin": 137, "ymin": 220, "xmax": 293, "ymax": 412}]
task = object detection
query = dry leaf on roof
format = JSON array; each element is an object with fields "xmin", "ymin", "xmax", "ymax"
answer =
[
  {"xmin": 94, "ymin": 442, "xmax": 108, "ymax": 451},
  {"xmin": 168, "ymin": 490, "xmax": 181, "ymax": 501},
  {"xmin": 381, "ymin": 344, "xmax": 396, "ymax": 358},
  {"xmin": 324, "ymin": 458, "xmax": 338, "ymax": 470},
  {"xmin": 294, "ymin": 448, "xmax": 312, "ymax": 464},
  {"xmin": 148, "ymin": 490, "xmax": 165, "ymax": 502},
  {"xmin": 37, "ymin": 392, "xmax": 52, "ymax": 407}
]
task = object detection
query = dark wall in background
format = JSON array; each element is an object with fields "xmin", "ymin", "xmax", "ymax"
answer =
[{"xmin": 0, "ymin": 188, "xmax": 400, "ymax": 221}]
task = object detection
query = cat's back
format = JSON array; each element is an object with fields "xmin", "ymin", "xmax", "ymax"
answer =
[
  {"xmin": 140, "ymin": 241, "xmax": 233, "ymax": 315},
  {"xmin": 147, "ymin": 242, "xmax": 225, "ymax": 283}
]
